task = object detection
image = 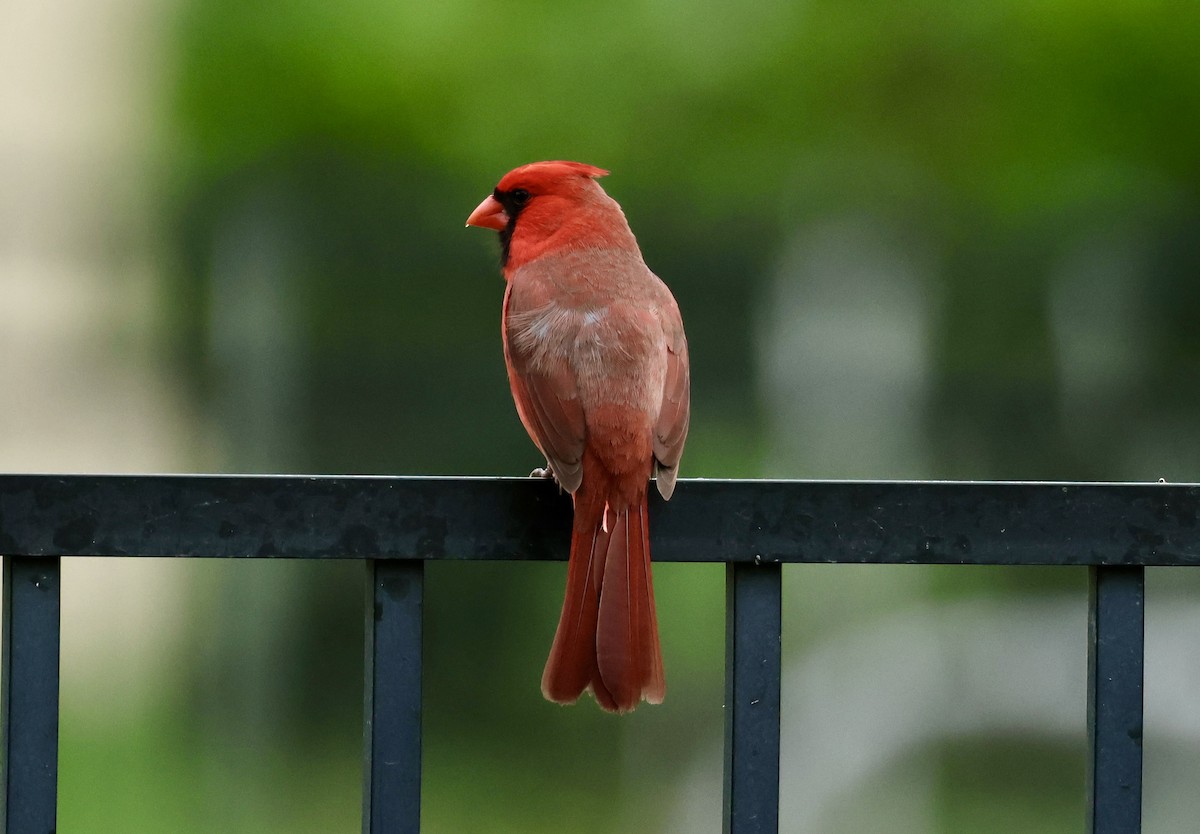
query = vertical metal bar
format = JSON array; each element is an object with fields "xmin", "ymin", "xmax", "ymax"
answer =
[
  {"xmin": 723, "ymin": 562, "xmax": 782, "ymax": 834},
  {"xmin": 362, "ymin": 559, "xmax": 423, "ymax": 834},
  {"xmin": 1086, "ymin": 565, "xmax": 1144, "ymax": 834},
  {"xmin": 1, "ymin": 556, "xmax": 61, "ymax": 834}
]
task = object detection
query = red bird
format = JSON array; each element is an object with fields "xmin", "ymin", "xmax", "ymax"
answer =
[{"xmin": 466, "ymin": 161, "xmax": 690, "ymax": 712}]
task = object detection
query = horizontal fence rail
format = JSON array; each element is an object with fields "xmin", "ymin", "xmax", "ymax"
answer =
[
  {"xmin": 1, "ymin": 475, "xmax": 1196, "ymax": 833},
  {"xmin": 2, "ymin": 475, "xmax": 1199, "ymax": 564}
]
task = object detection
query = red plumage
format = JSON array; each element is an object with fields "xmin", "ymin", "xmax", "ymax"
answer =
[{"xmin": 467, "ymin": 161, "xmax": 690, "ymax": 712}]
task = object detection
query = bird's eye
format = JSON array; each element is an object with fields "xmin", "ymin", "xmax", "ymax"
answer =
[{"xmin": 510, "ymin": 188, "xmax": 531, "ymax": 206}]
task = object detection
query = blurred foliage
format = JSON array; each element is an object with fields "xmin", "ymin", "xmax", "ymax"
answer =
[
  {"xmin": 165, "ymin": 0, "xmax": 1200, "ymax": 481},
  {"xmin": 59, "ymin": 0, "xmax": 1200, "ymax": 830}
]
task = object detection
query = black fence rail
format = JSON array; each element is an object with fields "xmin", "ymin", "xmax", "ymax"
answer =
[{"xmin": 2, "ymin": 475, "xmax": 1197, "ymax": 833}]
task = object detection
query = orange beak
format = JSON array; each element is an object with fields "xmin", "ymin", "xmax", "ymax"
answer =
[{"xmin": 465, "ymin": 195, "xmax": 509, "ymax": 231}]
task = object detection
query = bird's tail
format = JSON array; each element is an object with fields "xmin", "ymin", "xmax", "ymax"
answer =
[{"xmin": 541, "ymin": 489, "xmax": 664, "ymax": 712}]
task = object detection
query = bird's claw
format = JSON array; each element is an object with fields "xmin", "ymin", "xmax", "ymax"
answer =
[{"xmin": 530, "ymin": 465, "xmax": 565, "ymax": 493}]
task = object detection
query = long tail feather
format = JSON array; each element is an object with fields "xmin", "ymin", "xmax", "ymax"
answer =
[
  {"xmin": 595, "ymin": 496, "xmax": 665, "ymax": 712},
  {"xmin": 541, "ymin": 492, "xmax": 664, "ymax": 712},
  {"xmin": 541, "ymin": 491, "xmax": 608, "ymax": 705},
  {"xmin": 631, "ymin": 502, "xmax": 665, "ymax": 703}
]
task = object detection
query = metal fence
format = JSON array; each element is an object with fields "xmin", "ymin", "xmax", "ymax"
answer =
[{"xmin": 2, "ymin": 474, "xmax": 1194, "ymax": 833}]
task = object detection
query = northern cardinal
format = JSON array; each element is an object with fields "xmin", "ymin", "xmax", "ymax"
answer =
[{"xmin": 466, "ymin": 161, "xmax": 690, "ymax": 712}]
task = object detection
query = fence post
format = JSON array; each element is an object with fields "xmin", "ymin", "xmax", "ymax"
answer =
[
  {"xmin": 723, "ymin": 561, "xmax": 782, "ymax": 834},
  {"xmin": 1, "ymin": 556, "xmax": 61, "ymax": 834},
  {"xmin": 362, "ymin": 559, "xmax": 423, "ymax": 834},
  {"xmin": 1086, "ymin": 565, "xmax": 1144, "ymax": 834}
]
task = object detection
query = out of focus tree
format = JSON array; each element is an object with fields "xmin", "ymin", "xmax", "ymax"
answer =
[{"xmin": 139, "ymin": 0, "xmax": 1200, "ymax": 830}]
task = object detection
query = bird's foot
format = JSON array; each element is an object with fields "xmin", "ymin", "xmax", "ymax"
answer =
[{"xmin": 530, "ymin": 464, "xmax": 565, "ymax": 493}]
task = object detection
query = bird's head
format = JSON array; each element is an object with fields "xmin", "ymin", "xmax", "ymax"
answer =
[{"xmin": 466, "ymin": 161, "xmax": 617, "ymax": 269}]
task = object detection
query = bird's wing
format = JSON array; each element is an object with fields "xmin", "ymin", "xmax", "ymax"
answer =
[
  {"xmin": 653, "ymin": 298, "xmax": 690, "ymax": 500},
  {"xmin": 502, "ymin": 282, "xmax": 587, "ymax": 493}
]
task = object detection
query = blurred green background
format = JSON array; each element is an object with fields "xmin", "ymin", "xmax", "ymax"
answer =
[{"xmin": 4, "ymin": 0, "xmax": 1200, "ymax": 831}]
